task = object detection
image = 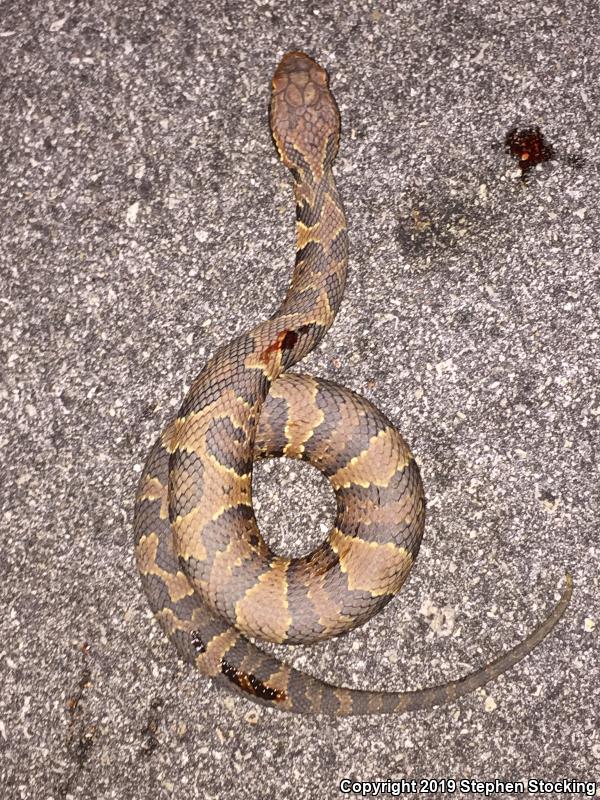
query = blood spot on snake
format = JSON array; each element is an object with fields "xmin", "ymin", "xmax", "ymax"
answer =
[{"xmin": 221, "ymin": 661, "xmax": 287, "ymax": 704}]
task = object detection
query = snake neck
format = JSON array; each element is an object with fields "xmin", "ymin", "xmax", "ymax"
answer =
[{"xmin": 272, "ymin": 167, "xmax": 348, "ymax": 359}]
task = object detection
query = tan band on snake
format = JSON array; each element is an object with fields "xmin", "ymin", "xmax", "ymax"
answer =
[{"xmin": 133, "ymin": 51, "xmax": 571, "ymax": 715}]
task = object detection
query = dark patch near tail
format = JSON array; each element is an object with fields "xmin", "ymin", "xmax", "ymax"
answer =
[
  {"xmin": 191, "ymin": 631, "xmax": 286, "ymax": 703},
  {"xmin": 221, "ymin": 659, "xmax": 287, "ymax": 703}
]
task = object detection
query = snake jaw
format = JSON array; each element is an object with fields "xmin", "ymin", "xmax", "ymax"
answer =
[{"xmin": 270, "ymin": 50, "xmax": 340, "ymax": 178}]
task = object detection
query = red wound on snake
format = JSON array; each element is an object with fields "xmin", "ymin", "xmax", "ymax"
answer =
[
  {"xmin": 261, "ymin": 329, "xmax": 299, "ymax": 362},
  {"xmin": 221, "ymin": 660, "xmax": 287, "ymax": 703},
  {"xmin": 191, "ymin": 631, "xmax": 286, "ymax": 703},
  {"xmin": 281, "ymin": 330, "xmax": 299, "ymax": 350}
]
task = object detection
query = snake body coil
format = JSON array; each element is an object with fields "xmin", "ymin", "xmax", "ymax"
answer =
[{"xmin": 133, "ymin": 51, "xmax": 571, "ymax": 715}]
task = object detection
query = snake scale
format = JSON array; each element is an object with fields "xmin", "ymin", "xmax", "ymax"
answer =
[{"xmin": 133, "ymin": 51, "xmax": 572, "ymax": 715}]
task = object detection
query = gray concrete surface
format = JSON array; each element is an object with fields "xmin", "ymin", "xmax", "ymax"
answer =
[{"xmin": 1, "ymin": 1, "xmax": 598, "ymax": 798}]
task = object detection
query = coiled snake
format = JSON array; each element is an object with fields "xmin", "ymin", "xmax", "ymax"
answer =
[{"xmin": 133, "ymin": 51, "xmax": 571, "ymax": 715}]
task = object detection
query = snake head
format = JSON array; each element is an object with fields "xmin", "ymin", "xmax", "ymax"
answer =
[{"xmin": 270, "ymin": 51, "xmax": 340, "ymax": 180}]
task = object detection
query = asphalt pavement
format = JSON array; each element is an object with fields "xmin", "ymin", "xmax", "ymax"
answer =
[{"xmin": 1, "ymin": 1, "xmax": 598, "ymax": 798}]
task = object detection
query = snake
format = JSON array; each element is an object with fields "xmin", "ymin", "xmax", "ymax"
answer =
[{"xmin": 133, "ymin": 51, "xmax": 572, "ymax": 715}]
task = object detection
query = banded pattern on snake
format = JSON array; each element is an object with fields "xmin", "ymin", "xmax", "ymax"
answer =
[{"xmin": 133, "ymin": 51, "xmax": 571, "ymax": 715}]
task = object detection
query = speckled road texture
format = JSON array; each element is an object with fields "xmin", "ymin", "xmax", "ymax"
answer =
[{"xmin": 1, "ymin": 1, "xmax": 598, "ymax": 799}]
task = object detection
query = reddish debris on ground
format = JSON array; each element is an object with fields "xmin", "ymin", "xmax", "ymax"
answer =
[{"xmin": 505, "ymin": 126, "xmax": 555, "ymax": 177}]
